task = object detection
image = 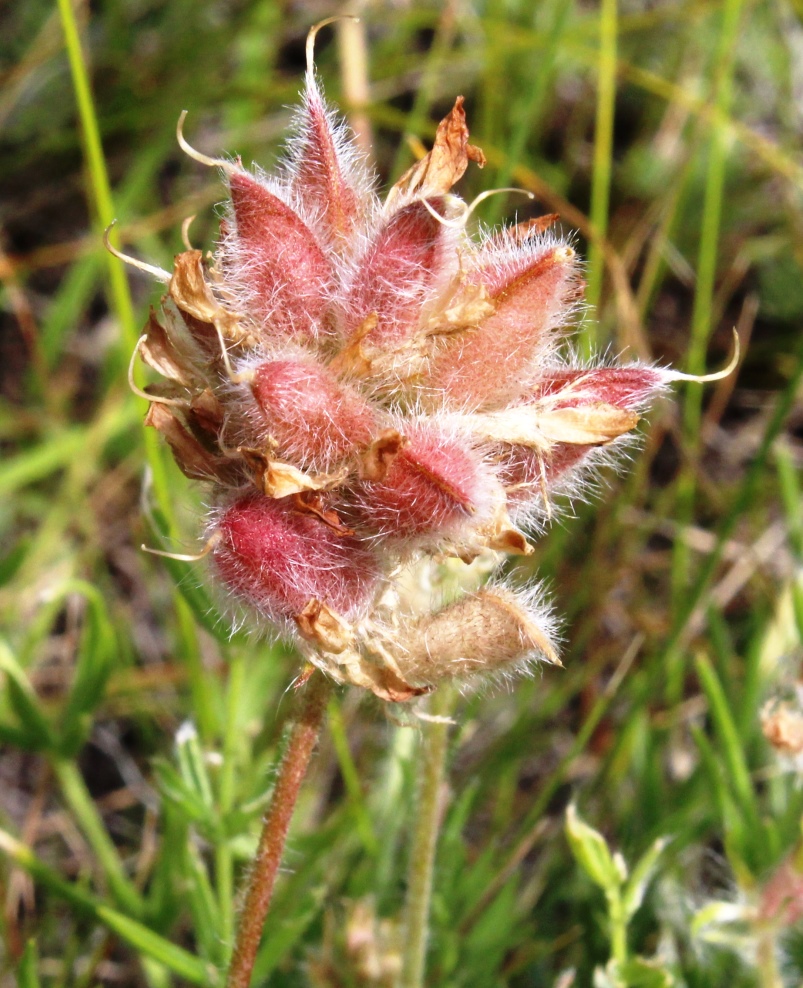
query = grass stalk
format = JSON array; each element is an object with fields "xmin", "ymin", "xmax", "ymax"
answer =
[
  {"xmin": 57, "ymin": 0, "xmax": 216, "ymax": 736},
  {"xmin": 400, "ymin": 687, "xmax": 455, "ymax": 988},
  {"xmin": 52, "ymin": 758, "xmax": 143, "ymax": 918},
  {"xmin": 670, "ymin": 0, "xmax": 746, "ymax": 608},
  {"xmin": 217, "ymin": 649, "xmax": 246, "ymax": 954},
  {"xmin": 226, "ymin": 672, "xmax": 333, "ymax": 988},
  {"xmin": 55, "ymin": 0, "xmax": 137, "ymax": 354},
  {"xmin": 583, "ymin": 0, "xmax": 618, "ymax": 352},
  {"xmin": 663, "ymin": 328, "xmax": 803, "ymax": 660}
]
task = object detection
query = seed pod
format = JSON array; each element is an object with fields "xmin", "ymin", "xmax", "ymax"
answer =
[
  {"xmin": 289, "ymin": 75, "xmax": 367, "ymax": 245},
  {"xmin": 350, "ymin": 422, "xmax": 498, "ymax": 547},
  {"xmin": 393, "ymin": 584, "xmax": 559, "ymax": 685},
  {"xmin": 339, "ymin": 198, "xmax": 456, "ymax": 352},
  {"xmin": 244, "ymin": 356, "xmax": 376, "ymax": 470},
  {"xmin": 428, "ymin": 240, "xmax": 579, "ymax": 410},
  {"xmin": 223, "ymin": 171, "xmax": 333, "ymax": 342},
  {"xmin": 530, "ymin": 364, "xmax": 666, "ymax": 411},
  {"xmin": 212, "ymin": 492, "xmax": 380, "ymax": 630}
]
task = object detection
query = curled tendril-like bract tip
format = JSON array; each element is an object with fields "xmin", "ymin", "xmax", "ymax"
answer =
[
  {"xmin": 670, "ymin": 328, "xmax": 741, "ymax": 384},
  {"xmin": 305, "ymin": 15, "xmax": 360, "ymax": 77},
  {"xmin": 421, "ymin": 188, "xmax": 535, "ymax": 231},
  {"xmin": 181, "ymin": 215, "xmax": 197, "ymax": 251},
  {"xmin": 141, "ymin": 530, "xmax": 220, "ymax": 562},
  {"xmin": 176, "ymin": 111, "xmax": 234, "ymax": 173},
  {"xmin": 128, "ymin": 335, "xmax": 184, "ymax": 407},
  {"xmin": 103, "ymin": 221, "xmax": 171, "ymax": 283}
]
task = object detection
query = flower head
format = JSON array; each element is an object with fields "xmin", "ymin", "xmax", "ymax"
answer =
[{"xmin": 132, "ymin": 42, "xmax": 702, "ymax": 701}]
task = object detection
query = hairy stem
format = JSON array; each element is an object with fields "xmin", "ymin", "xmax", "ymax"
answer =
[
  {"xmin": 226, "ymin": 672, "xmax": 332, "ymax": 988},
  {"xmin": 400, "ymin": 688, "xmax": 454, "ymax": 988}
]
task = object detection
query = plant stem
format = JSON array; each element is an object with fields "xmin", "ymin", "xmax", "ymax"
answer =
[
  {"xmin": 607, "ymin": 888, "xmax": 628, "ymax": 966},
  {"xmin": 400, "ymin": 687, "xmax": 454, "ymax": 988},
  {"xmin": 226, "ymin": 671, "xmax": 333, "ymax": 988},
  {"xmin": 55, "ymin": 0, "xmax": 137, "ymax": 354},
  {"xmin": 583, "ymin": 0, "xmax": 618, "ymax": 354},
  {"xmin": 217, "ymin": 649, "xmax": 246, "ymax": 954}
]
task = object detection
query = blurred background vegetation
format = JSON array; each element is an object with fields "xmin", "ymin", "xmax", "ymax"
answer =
[{"xmin": 2, "ymin": 0, "xmax": 803, "ymax": 984}]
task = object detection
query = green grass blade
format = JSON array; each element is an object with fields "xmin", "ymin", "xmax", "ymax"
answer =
[
  {"xmin": 52, "ymin": 758, "xmax": 143, "ymax": 918},
  {"xmin": 55, "ymin": 0, "xmax": 137, "ymax": 354},
  {"xmin": 0, "ymin": 828, "xmax": 215, "ymax": 986},
  {"xmin": 584, "ymin": 0, "xmax": 618, "ymax": 350},
  {"xmin": 18, "ymin": 939, "xmax": 42, "ymax": 988}
]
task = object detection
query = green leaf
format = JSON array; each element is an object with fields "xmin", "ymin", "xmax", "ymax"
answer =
[
  {"xmin": 695, "ymin": 655, "xmax": 757, "ymax": 817},
  {"xmin": 97, "ymin": 903, "xmax": 218, "ymax": 985},
  {"xmin": 0, "ymin": 827, "xmax": 215, "ymax": 986},
  {"xmin": 604, "ymin": 955, "xmax": 675, "ymax": 987},
  {"xmin": 175, "ymin": 721, "xmax": 215, "ymax": 811},
  {"xmin": 622, "ymin": 836, "xmax": 669, "ymax": 923},
  {"xmin": 566, "ymin": 804, "xmax": 624, "ymax": 894},
  {"xmin": 182, "ymin": 839, "xmax": 225, "ymax": 966},
  {"xmin": 58, "ymin": 580, "xmax": 117, "ymax": 756},
  {"xmin": 0, "ymin": 638, "xmax": 56, "ymax": 752},
  {"xmin": 153, "ymin": 758, "xmax": 213, "ymax": 826},
  {"xmin": 18, "ymin": 940, "xmax": 42, "ymax": 988}
]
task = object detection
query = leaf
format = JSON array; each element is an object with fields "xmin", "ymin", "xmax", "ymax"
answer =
[
  {"xmin": 59, "ymin": 580, "xmax": 117, "ymax": 756},
  {"xmin": 18, "ymin": 940, "xmax": 42, "ymax": 988},
  {"xmin": 0, "ymin": 639, "xmax": 55, "ymax": 752},
  {"xmin": 604, "ymin": 956, "xmax": 675, "ymax": 987},
  {"xmin": 0, "ymin": 827, "xmax": 215, "ymax": 986},
  {"xmin": 566, "ymin": 804, "xmax": 623, "ymax": 894},
  {"xmin": 622, "ymin": 836, "xmax": 669, "ymax": 923}
]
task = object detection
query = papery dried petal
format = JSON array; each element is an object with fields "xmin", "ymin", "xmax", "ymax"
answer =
[
  {"xmin": 331, "ymin": 646, "xmax": 429, "ymax": 702},
  {"xmin": 140, "ymin": 308, "xmax": 205, "ymax": 388},
  {"xmin": 237, "ymin": 448, "xmax": 348, "ymax": 499},
  {"xmin": 385, "ymin": 96, "xmax": 485, "ymax": 211},
  {"xmin": 169, "ymin": 250, "xmax": 252, "ymax": 348},
  {"xmin": 294, "ymin": 598, "xmax": 355, "ymax": 653},
  {"xmin": 462, "ymin": 402, "xmax": 639, "ymax": 449},
  {"xmin": 145, "ymin": 402, "xmax": 239, "ymax": 484}
]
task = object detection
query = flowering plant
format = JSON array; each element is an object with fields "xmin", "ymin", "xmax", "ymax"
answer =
[{"xmin": 127, "ymin": 34, "xmax": 724, "ymax": 704}]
